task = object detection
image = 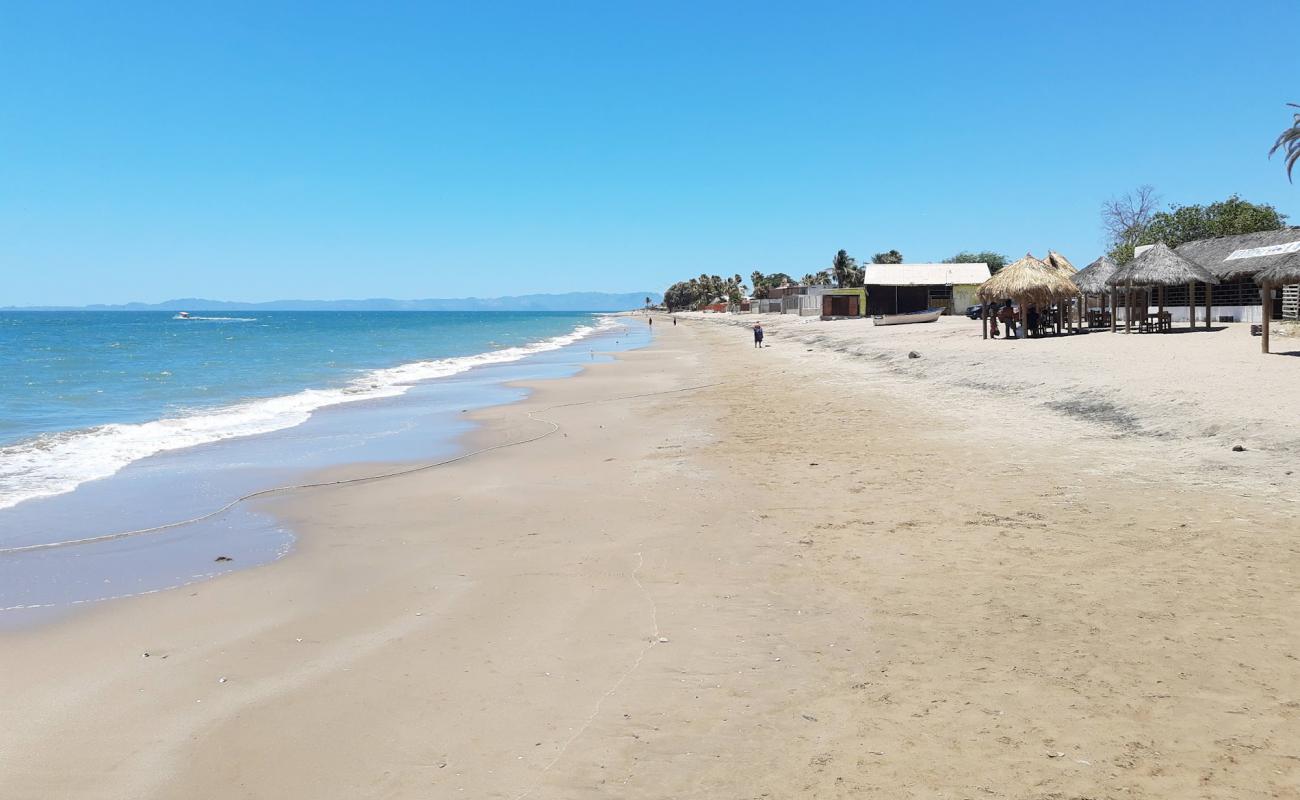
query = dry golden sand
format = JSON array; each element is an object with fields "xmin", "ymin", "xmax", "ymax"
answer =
[{"xmin": 2, "ymin": 315, "xmax": 1298, "ymax": 799}]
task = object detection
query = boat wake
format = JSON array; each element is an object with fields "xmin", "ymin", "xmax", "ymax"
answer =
[{"xmin": 174, "ymin": 314, "xmax": 258, "ymax": 321}]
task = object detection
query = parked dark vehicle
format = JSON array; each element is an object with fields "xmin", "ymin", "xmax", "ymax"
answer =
[{"xmin": 964, "ymin": 304, "xmax": 985, "ymax": 319}]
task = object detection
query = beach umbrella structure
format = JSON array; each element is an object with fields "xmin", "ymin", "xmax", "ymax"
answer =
[
  {"xmin": 1105, "ymin": 243, "xmax": 1219, "ymax": 333},
  {"xmin": 1072, "ymin": 256, "xmax": 1120, "ymax": 331},
  {"xmin": 1254, "ymin": 261, "xmax": 1300, "ymax": 354},
  {"xmin": 977, "ymin": 254, "xmax": 1080, "ymax": 339}
]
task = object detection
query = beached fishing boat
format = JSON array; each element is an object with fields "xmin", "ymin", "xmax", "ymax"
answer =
[{"xmin": 872, "ymin": 307, "xmax": 944, "ymax": 326}]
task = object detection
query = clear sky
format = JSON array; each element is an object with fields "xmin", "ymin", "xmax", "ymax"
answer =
[{"xmin": 2, "ymin": 1, "xmax": 1298, "ymax": 305}]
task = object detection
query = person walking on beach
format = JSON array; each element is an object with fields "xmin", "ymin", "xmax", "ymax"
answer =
[
  {"xmin": 672, "ymin": 316, "xmax": 676, "ymax": 327},
  {"xmin": 753, "ymin": 322, "xmax": 764, "ymax": 348},
  {"xmin": 648, "ymin": 316, "xmax": 653, "ymax": 327}
]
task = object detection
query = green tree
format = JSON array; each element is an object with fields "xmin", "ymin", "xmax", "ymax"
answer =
[
  {"xmin": 871, "ymin": 249, "xmax": 904, "ymax": 264},
  {"xmin": 749, "ymin": 271, "xmax": 794, "ymax": 298},
  {"xmin": 801, "ymin": 270, "xmax": 831, "ymax": 286},
  {"xmin": 831, "ymin": 250, "xmax": 862, "ymax": 287},
  {"xmin": 663, "ymin": 281, "xmax": 702, "ymax": 311},
  {"xmin": 943, "ymin": 251, "xmax": 1009, "ymax": 275},
  {"xmin": 1270, "ymin": 103, "xmax": 1300, "ymax": 182},
  {"xmin": 1109, "ymin": 195, "xmax": 1289, "ymax": 263},
  {"xmin": 725, "ymin": 274, "xmax": 745, "ymax": 305}
]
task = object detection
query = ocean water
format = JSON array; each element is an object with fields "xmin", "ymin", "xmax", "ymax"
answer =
[
  {"xmin": 0, "ymin": 310, "xmax": 648, "ymax": 620},
  {"xmin": 0, "ymin": 310, "xmax": 609, "ymax": 510}
]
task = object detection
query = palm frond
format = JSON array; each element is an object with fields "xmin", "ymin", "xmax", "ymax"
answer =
[{"xmin": 1269, "ymin": 103, "xmax": 1300, "ymax": 182}]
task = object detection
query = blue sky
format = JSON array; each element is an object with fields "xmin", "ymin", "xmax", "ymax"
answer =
[{"xmin": 2, "ymin": 1, "xmax": 1297, "ymax": 305}]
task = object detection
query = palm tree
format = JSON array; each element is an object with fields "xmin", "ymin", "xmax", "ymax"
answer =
[
  {"xmin": 831, "ymin": 250, "xmax": 855, "ymax": 288},
  {"xmin": 1270, "ymin": 103, "xmax": 1300, "ymax": 182}
]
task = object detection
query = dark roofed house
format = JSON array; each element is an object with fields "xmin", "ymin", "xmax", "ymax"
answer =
[{"xmin": 1174, "ymin": 228, "xmax": 1300, "ymax": 323}]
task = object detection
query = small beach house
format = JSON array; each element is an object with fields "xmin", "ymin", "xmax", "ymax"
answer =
[
  {"xmin": 820, "ymin": 287, "xmax": 868, "ymax": 318},
  {"xmin": 862, "ymin": 263, "xmax": 991, "ymax": 316}
]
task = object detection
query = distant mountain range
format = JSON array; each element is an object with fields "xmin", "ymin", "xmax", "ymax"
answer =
[{"xmin": 7, "ymin": 292, "xmax": 662, "ymax": 312}]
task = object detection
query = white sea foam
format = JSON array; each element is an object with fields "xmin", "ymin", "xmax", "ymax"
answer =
[{"xmin": 0, "ymin": 319, "xmax": 614, "ymax": 511}]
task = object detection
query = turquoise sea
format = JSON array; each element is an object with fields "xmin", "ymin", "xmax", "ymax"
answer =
[
  {"xmin": 0, "ymin": 310, "xmax": 646, "ymax": 619},
  {"xmin": 0, "ymin": 310, "xmax": 608, "ymax": 509}
]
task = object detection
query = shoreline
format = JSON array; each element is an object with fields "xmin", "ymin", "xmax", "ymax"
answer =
[
  {"xmin": 1, "ymin": 317, "xmax": 690, "ymax": 799},
  {"xmin": 0, "ymin": 316, "xmax": 648, "ymax": 623},
  {"xmin": 4, "ymin": 315, "xmax": 1297, "ymax": 798},
  {"xmin": 0, "ymin": 312, "xmax": 621, "ymax": 514}
]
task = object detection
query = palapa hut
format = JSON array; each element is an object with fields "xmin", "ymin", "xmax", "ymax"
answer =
[
  {"xmin": 1072, "ymin": 256, "xmax": 1120, "ymax": 329},
  {"xmin": 977, "ymin": 254, "xmax": 1079, "ymax": 339},
  {"xmin": 1105, "ymin": 242, "xmax": 1219, "ymax": 333},
  {"xmin": 1176, "ymin": 228, "xmax": 1300, "ymax": 325},
  {"xmin": 1044, "ymin": 250, "xmax": 1078, "ymax": 276},
  {"xmin": 1043, "ymin": 250, "xmax": 1080, "ymax": 330},
  {"xmin": 1254, "ymin": 260, "xmax": 1300, "ymax": 353}
]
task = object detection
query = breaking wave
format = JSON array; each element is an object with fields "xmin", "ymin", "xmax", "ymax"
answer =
[{"xmin": 0, "ymin": 318, "xmax": 613, "ymax": 510}]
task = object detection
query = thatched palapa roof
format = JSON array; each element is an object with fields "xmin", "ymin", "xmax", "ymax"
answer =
[
  {"xmin": 1044, "ymin": 250, "xmax": 1078, "ymax": 277},
  {"xmin": 977, "ymin": 254, "xmax": 1079, "ymax": 304},
  {"xmin": 1071, "ymin": 256, "xmax": 1119, "ymax": 294},
  {"xmin": 1106, "ymin": 242, "xmax": 1219, "ymax": 288},
  {"xmin": 1254, "ymin": 261, "xmax": 1300, "ymax": 286},
  {"xmin": 1175, "ymin": 228, "xmax": 1300, "ymax": 280}
]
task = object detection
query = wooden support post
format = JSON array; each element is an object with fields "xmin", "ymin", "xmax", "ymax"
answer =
[
  {"xmin": 982, "ymin": 303, "xmax": 988, "ymax": 340},
  {"xmin": 1262, "ymin": 283, "xmax": 1271, "ymax": 354},
  {"xmin": 1188, "ymin": 281, "xmax": 1195, "ymax": 329},
  {"xmin": 1019, "ymin": 303, "xmax": 1028, "ymax": 340},
  {"xmin": 1110, "ymin": 290, "xmax": 1117, "ymax": 333},
  {"xmin": 1125, "ymin": 287, "xmax": 1133, "ymax": 333},
  {"xmin": 1205, "ymin": 283, "xmax": 1212, "ymax": 329},
  {"xmin": 1158, "ymin": 285, "xmax": 1166, "ymax": 332}
]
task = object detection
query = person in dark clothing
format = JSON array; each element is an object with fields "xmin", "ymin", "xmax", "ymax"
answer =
[
  {"xmin": 1026, "ymin": 305, "xmax": 1039, "ymax": 337},
  {"xmin": 753, "ymin": 323, "xmax": 764, "ymax": 348},
  {"xmin": 997, "ymin": 300, "xmax": 1016, "ymax": 339}
]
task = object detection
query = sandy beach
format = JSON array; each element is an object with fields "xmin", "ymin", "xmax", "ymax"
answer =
[{"xmin": 3, "ymin": 314, "xmax": 1299, "ymax": 799}]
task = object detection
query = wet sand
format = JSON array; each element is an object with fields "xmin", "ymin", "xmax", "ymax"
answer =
[{"xmin": 2, "ymin": 315, "xmax": 1298, "ymax": 798}]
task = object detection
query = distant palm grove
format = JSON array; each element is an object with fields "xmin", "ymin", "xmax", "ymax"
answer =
[{"xmin": 661, "ymin": 249, "xmax": 1008, "ymax": 311}]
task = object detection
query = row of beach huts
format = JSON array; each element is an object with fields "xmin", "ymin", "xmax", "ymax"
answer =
[{"xmin": 720, "ymin": 229, "xmax": 1300, "ymax": 353}]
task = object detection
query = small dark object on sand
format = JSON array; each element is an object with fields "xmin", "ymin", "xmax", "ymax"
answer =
[
  {"xmin": 908, "ymin": 351, "xmax": 921, "ymax": 359},
  {"xmin": 215, "ymin": 555, "xmax": 233, "ymax": 562},
  {"xmin": 1232, "ymin": 445, "xmax": 1246, "ymax": 452}
]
